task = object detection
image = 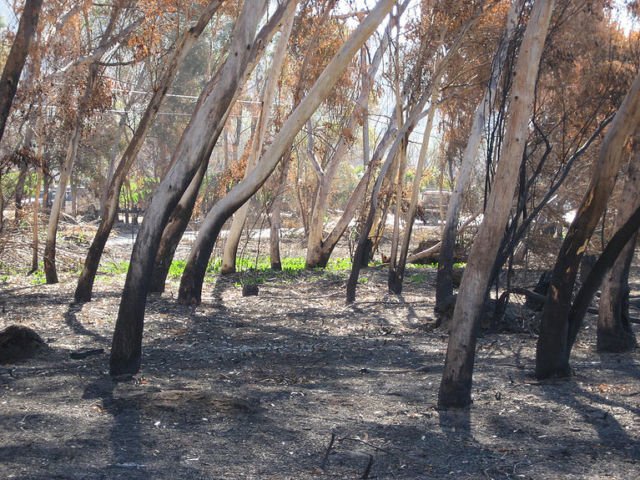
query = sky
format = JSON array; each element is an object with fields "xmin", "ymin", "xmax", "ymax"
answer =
[{"xmin": 0, "ymin": 1, "xmax": 15, "ymax": 29}]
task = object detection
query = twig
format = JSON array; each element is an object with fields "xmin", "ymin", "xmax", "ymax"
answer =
[{"xmin": 320, "ymin": 432, "xmax": 335, "ymax": 470}]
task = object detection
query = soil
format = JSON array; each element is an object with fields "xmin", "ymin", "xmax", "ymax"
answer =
[{"xmin": 0, "ymin": 224, "xmax": 639, "ymax": 479}]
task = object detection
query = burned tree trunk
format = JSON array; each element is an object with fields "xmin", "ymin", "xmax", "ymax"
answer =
[
  {"xmin": 597, "ymin": 144, "xmax": 640, "ymax": 352},
  {"xmin": 438, "ymin": 0, "xmax": 554, "ymax": 409},
  {"xmin": 74, "ymin": 0, "xmax": 223, "ymax": 302},
  {"xmin": 536, "ymin": 70, "xmax": 640, "ymax": 380},
  {"xmin": 110, "ymin": 1, "xmax": 269, "ymax": 376},
  {"xmin": 177, "ymin": 0, "xmax": 397, "ymax": 305}
]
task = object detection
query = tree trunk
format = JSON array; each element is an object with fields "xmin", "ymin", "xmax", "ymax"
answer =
[
  {"xmin": 346, "ymin": 97, "xmax": 427, "ymax": 302},
  {"xmin": 222, "ymin": 2, "xmax": 296, "ymax": 274},
  {"xmin": 386, "ymin": 38, "xmax": 407, "ymax": 294},
  {"xmin": 392, "ymin": 84, "xmax": 438, "ymax": 292},
  {"xmin": 0, "ymin": 0, "xmax": 42, "ymax": 143},
  {"xmin": 436, "ymin": 0, "xmax": 523, "ymax": 312},
  {"xmin": 438, "ymin": 0, "xmax": 554, "ymax": 409},
  {"xmin": 149, "ymin": 159, "xmax": 208, "ymax": 293},
  {"xmin": 597, "ymin": 143, "xmax": 640, "ymax": 352},
  {"xmin": 269, "ymin": 153, "xmax": 292, "ymax": 270},
  {"xmin": 14, "ymin": 162, "xmax": 28, "ymax": 224},
  {"xmin": 567, "ymin": 205, "xmax": 640, "ymax": 350},
  {"xmin": 74, "ymin": 1, "xmax": 223, "ymax": 303},
  {"xmin": 147, "ymin": 2, "xmax": 292, "ymax": 291},
  {"xmin": 535, "ymin": 69, "xmax": 640, "ymax": 380},
  {"xmin": 304, "ymin": 4, "xmax": 399, "ymax": 268},
  {"xmin": 346, "ymin": 8, "xmax": 481, "ymax": 302},
  {"xmin": 110, "ymin": 1, "xmax": 269, "ymax": 376},
  {"xmin": 178, "ymin": 0, "xmax": 397, "ymax": 306},
  {"xmin": 30, "ymin": 165, "xmax": 42, "ymax": 273},
  {"xmin": 597, "ymin": 236, "xmax": 638, "ymax": 352},
  {"xmin": 44, "ymin": 67, "xmax": 96, "ymax": 284}
]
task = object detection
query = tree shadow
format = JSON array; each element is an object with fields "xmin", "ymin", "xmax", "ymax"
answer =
[{"xmin": 64, "ymin": 303, "xmax": 109, "ymax": 343}]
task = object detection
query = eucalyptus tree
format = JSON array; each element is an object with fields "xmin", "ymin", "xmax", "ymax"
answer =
[
  {"xmin": 438, "ymin": 0, "xmax": 555, "ymax": 409},
  {"xmin": 110, "ymin": 0, "xmax": 270, "ymax": 376},
  {"xmin": 74, "ymin": 0, "xmax": 224, "ymax": 302},
  {"xmin": 176, "ymin": 0, "xmax": 397, "ymax": 306},
  {"xmin": 597, "ymin": 142, "xmax": 640, "ymax": 352},
  {"xmin": 536, "ymin": 69, "xmax": 640, "ymax": 379},
  {"xmin": 0, "ymin": 0, "xmax": 42, "ymax": 143},
  {"xmin": 43, "ymin": 3, "xmax": 144, "ymax": 283}
]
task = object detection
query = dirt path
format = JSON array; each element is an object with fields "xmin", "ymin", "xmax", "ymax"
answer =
[{"xmin": 0, "ymin": 265, "xmax": 639, "ymax": 479}]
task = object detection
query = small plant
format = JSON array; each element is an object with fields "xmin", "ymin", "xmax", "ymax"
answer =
[
  {"xmin": 327, "ymin": 257, "xmax": 352, "ymax": 271},
  {"xmin": 30, "ymin": 270, "xmax": 46, "ymax": 285},
  {"xmin": 101, "ymin": 261, "xmax": 130, "ymax": 275},
  {"xmin": 168, "ymin": 260, "xmax": 187, "ymax": 279}
]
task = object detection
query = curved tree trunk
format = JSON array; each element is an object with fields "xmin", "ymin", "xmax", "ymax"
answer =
[
  {"xmin": 597, "ymin": 235, "xmax": 638, "ymax": 352},
  {"xmin": 44, "ymin": 67, "xmax": 96, "ymax": 284},
  {"xmin": 74, "ymin": 1, "xmax": 223, "ymax": 302},
  {"xmin": 567, "ymin": 205, "xmax": 640, "ymax": 350},
  {"xmin": 110, "ymin": 0, "xmax": 269, "ymax": 376},
  {"xmin": 305, "ymin": 2, "xmax": 404, "ymax": 269},
  {"xmin": 436, "ymin": 0, "xmax": 523, "ymax": 312},
  {"xmin": 141, "ymin": 1, "xmax": 293, "ymax": 291},
  {"xmin": 148, "ymin": 159, "xmax": 208, "ymax": 293},
  {"xmin": 221, "ymin": 2, "xmax": 296, "ymax": 274},
  {"xmin": 392, "ymin": 85, "xmax": 438, "ymax": 292},
  {"xmin": 597, "ymin": 141, "xmax": 640, "ymax": 352},
  {"xmin": 0, "ymin": 0, "xmax": 42, "ymax": 143},
  {"xmin": 438, "ymin": 0, "xmax": 554, "ymax": 409},
  {"xmin": 178, "ymin": 0, "xmax": 397, "ymax": 305},
  {"xmin": 535, "ymin": 69, "xmax": 640, "ymax": 380}
]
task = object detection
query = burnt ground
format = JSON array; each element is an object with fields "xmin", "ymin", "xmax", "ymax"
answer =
[{"xmin": 0, "ymin": 228, "xmax": 639, "ymax": 479}]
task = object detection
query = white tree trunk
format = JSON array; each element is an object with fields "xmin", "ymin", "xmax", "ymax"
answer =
[
  {"xmin": 438, "ymin": 0, "xmax": 555, "ymax": 409},
  {"xmin": 178, "ymin": 0, "xmax": 397, "ymax": 305},
  {"xmin": 436, "ymin": 0, "xmax": 524, "ymax": 311},
  {"xmin": 222, "ymin": 1, "xmax": 297, "ymax": 273}
]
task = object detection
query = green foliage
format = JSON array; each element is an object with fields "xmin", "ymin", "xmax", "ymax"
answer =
[
  {"xmin": 100, "ymin": 261, "xmax": 130, "ymax": 275},
  {"xmin": 168, "ymin": 260, "xmax": 187, "ymax": 279},
  {"xmin": 30, "ymin": 270, "xmax": 46, "ymax": 285}
]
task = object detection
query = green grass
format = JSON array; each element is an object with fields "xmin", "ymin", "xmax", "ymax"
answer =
[
  {"xmin": 30, "ymin": 269, "xmax": 46, "ymax": 285},
  {"xmin": 100, "ymin": 261, "xmax": 130, "ymax": 275}
]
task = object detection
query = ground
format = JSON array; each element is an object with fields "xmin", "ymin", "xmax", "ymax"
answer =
[{"xmin": 0, "ymin": 224, "xmax": 639, "ymax": 479}]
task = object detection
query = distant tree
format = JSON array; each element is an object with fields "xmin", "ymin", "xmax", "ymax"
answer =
[{"xmin": 0, "ymin": 0, "xmax": 42, "ymax": 144}]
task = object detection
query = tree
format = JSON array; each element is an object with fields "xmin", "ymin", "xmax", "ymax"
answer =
[
  {"xmin": 597, "ymin": 142, "xmax": 640, "ymax": 352},
  {"xmin": 535, "ymin": 68, "xmax": 640, "ymax": 380},
  {"xmin": 435, "ymin": 0, "xmax": 524, "ymax": 312},
  {"xmin": 438, "ymin": 0, "xmax": 555, "ymax": 409},
  {"xmin": 221, "ymin": 0, "xmax": 297, "ymax": 274},
  {"xmin": 304, "ymin": 1, "xmax": 407, "ymax": 269},
  {"xmin": 147, "ymin": 1, "xmax": 291, "ymax": 293},
  {"xmin": 43, "ymin": 5, "xmax": 142, "ymax": 283},
  {"xmin": 176, "ymin": 0, "xmax": 397, "ymax": 306},
  {"xmin": 110, "ymin": 0, "xmax": 270, "ymax": 376},
  {"xmin": 73, "ymin": 0, "xmax": 224, "ymax": 302},
  {"xmin": 0, "ymin": 0, "xmax": 42, "ymax": 144}
]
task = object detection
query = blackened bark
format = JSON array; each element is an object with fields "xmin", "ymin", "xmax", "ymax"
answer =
[
  {"xmin": 536, "ymin": 70, "xmax": 640, "ymax": 379},
  {"xmin": 110, "ymin": 1, "xmax": 268, "ymax": 375},
  {"xmin": 149, "ymin": 160, "xmax": 207, "ymax": 293},
  {"xmin": 567, "ymin": 205, "xmax": 640, "ymax": 350}
]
